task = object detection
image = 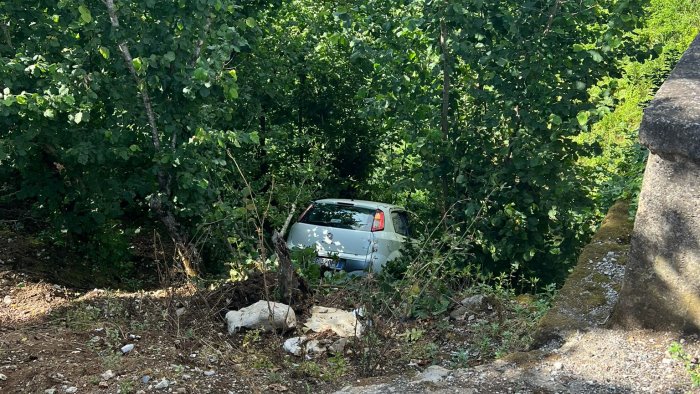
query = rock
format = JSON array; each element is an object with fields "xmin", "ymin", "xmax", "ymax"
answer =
[
  {"xmin": 413, "ymin": 365, "xmax": 451, "ymax": 383},
  {"xmin": 553, "ymin": 362, "xmax": 564, "ymax": 370},
  {"xmin": 0, "ymin": 373, "xmax": 6, "ymax": 380},
  {"xmin": 225, "ymin": 300, "xmax": 296, "ymax": 334},
  {"xmin": 203, "ymin": 370, "xmax": 216, "ymax": 376},
  {"xmin": 65, "ymin": 387, "xmax": 78, "ymax": 393},
  {"xmin": 303, "ymin": 306, "xmax": 363, "ymax": 337},
  {"xmin": 98, "ymin": 381, "xmax": 108, "ymax": 388},
  {"xmin": 141, "ymin": 375, "xmax": 150, "ymax": 384},
  {"xmin": 305, "ymin": 339, "xmax": 326, "ymax": 356},
  {"xmin": 44, "ymin": 389, "xmax": 56, "ymax": 394},
  {"xmin": 612, "ymin": 35, "xmax": 700, "ymax": 332},
  {"xmin": 329, "ymin": 338, "xmax": 349, "ymax": 354},
  {"xmin": 101, "ymin": 370, "xmax": 115, "ymax": 381},
  {"xmin": 154, "ymin": 378, "xmax": 169, "ymax": 390},
  {"xmin": 120, "ymin": 344, "xmax": 134, "ymax": 354},
  {"xmin": 182, "ymin": 374, "xmax": 192, "ymax": 380},
  {"xmin": 175, "ymin": 388, "xmax": 187, "ymax": 394},
  {"xmin": 3, "ymin": 295, "xmax": 11, "ymax": 305},
  {"xmin": 283, "ymin": 336, "xmax": 307, "ymax": 356},
  {"xmin": 451, "ymin": 294, "xmax": 495, "ymax": 320}
]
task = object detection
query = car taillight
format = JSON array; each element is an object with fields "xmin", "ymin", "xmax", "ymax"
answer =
[
  {"xmin": 371, "ymin": 209, "xmax": 385, "ymax": 232},
  {"xmin": 298, "ymin": 203, "xmax": 314, "ymax": 222}
]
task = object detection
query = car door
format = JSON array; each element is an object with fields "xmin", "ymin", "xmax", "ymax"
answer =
[{"xmin": 387, "ymin": 210, "xmax": 410, "ymax": 255}]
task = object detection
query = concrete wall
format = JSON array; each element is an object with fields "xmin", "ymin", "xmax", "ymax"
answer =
[{"xmin": 611, "ymin": 34, "xmax": 700, "ymax": 332}]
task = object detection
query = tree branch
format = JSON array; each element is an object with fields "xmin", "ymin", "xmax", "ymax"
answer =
[{"xmin": 104, "ymin": 0, "xmax": 162, "ymax": 153}]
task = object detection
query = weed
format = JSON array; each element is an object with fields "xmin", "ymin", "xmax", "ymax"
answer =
[
  {"xmin": 450, "ymin": 349, "xmax": 471, "ymax": 368},
  {"xmin": 296, "ymin": 361, "xmax": 322, "ymax": 379},
  {"xmin": 669, "ymin": 342, "xmax": 700, "ymax": 387},
  {"xmin": 101, "ymin": 351, "xmax": 122, "ymax": 370},
  {"xmin": 398, "ymin": 328, "xmax": 425, "ymax": 342},
  {"xmin": 242, "ymin": 329, "xmax": 262, "ymax": 348},
  {"xmin": 118, "ymin": 378, "xmax": 135, "ymax": 393},
  {"xmin": 65, "ymin": 305, "xmax": 101, "ymax": 330},
  {"xmin": 327, "ymin": 354, "xmax": 348, "ymax": 380},
  {"xmin": 251, "ymin": 355, "xmax": 274, "ymax": 370}
]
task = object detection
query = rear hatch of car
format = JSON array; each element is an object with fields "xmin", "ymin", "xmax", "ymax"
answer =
[{"xmin": 286, "ymin": 202, "xmax": 374, "ymax": 258}]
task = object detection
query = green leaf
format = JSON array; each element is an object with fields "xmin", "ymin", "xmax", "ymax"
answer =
[
  {"xmin": 249, "ymin": 131, "xmax": 260, "ymax": 144},
  {"xmin": 194, "ymin": 67, "xmax": 208, "ymax": 81},
  {"xmin": 44, "ymin": 109, "xmax": 55, "ymax": 118},
  {"xmin": 550, "ymin": 114, "xmax": 562, "ymax": 125},
  {"xmin": 576, "ymin": 111, "xmax": 589, "ymax": 127},
  {"xmin": 163, "ymin": 51, "xmax": 176, "ymax": 63},
  {"xmin": 587, "ymin": 50, "xmax": 603, "ymax": 62},
  {"xmin": 98, "ymin": 47, "xmax": 110, "ymax": 59},
  {"xmin": 132, "ymin": 58, "xmax": 142, "ymax": 72},
  {"xmin": 226, "ymin": 86, "xmax": 238, "ymax": 99},
  {"xmin": 78, "ymin": 5, "xmax": 92, "ymax": 23},
  {"xmin": 129, "ymin": 144, "xmax": 140, "ymax": 152},
  {"xmin": 16, "ymin": 95, "xmax": 27, "ymax": 105},
  {"xmin": 245, "ymin": 17, "xmax": 256, "ymax": 28}
]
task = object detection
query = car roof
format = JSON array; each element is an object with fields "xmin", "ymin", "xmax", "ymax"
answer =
[{"xmin": 313, "ymin": 198, "xmax": 405, "ymax": 211}]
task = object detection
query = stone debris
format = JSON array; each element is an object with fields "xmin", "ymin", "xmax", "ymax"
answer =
[
  {"xmin": 65, "ymin": 387, "xmax": 78, "ymax": 393},
  {"xmin": 450, "ymin": 294, "xmax": 495, "ymax": 320},
  {"xmin": 154, "ymin": 378, "xmax": 169, "ymax": 390},
  {"xmin": 303, "ymin": 306, "xmax": 363, "ymax": 337},
  {"xmin": 0, "ymin": 373, "xmax": 7, "ymax": 380},
  {"xmin": 100, "ymin": 370, "xmax": 115, "ymax": 381},
  {"xmin": 120, "ymin": 344, "xmax": 135, "ymax": 354},
  {"xmin": 412, "ymin": 365, "xmax": 451, "ymax": 383},
  {"xmin": 283, "ymin": 336, "xmax": 306, "ymax": 356},
  {"xmin": 329, "ymin": 337, "xmax": 349, "ymax": 354},
  {"xmin": 225, "ymin": 300, "xmax": 296, "ymax": 333}
]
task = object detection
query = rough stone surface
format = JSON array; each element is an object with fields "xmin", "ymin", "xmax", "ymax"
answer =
[
  {"xmin": 225, "ymin": 300, "xmax": 296, "ymax": 334},
  {"xmin": 639, "ymin": 34, "xmax": 700, "ymax": 163},
  {"xmin": 612, "ymin": 33, "xmax": 700, "ymax": 332},
  {"xmin": 283, "ymin": 336, "xmax": 306, "ymax": 356},
  {"xmin": 303, "ymin": 306, "xmax": 363, "ymax": 337},
  {"xmin": 413, "ymin": 365, "xmax": 451, "ymax": 383},
  {"xmin": 532, "ymin": 200, "xmax": 632, "ymax": 347},
  {"xmin": 612, "ymin": 153, "xmax": 700, "ymax": 331}
]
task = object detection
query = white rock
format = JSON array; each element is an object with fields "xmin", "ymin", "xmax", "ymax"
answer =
[
  {"xmin": 303, "ymin": 306, "xmax": 363, "ymax": 337},
  {"xmin": 65, "ymin": 387, "xmax": 78, "ymax": 393},
  {"xmin": 121, "ymin": 344, "xmax": 135, "ymax": 354},
  {"xmin": 203, "ymin": 370, "xmax": 215, "ymax": 376},
  {"xmin": 3, "ymin": 295, "xmax": 11, "ymax": 305},
  {"xmin": 283, "ymin": 336, "xmax": 307, "ymax": 356},
  {"xmin": 154, "ymin": 378, "xmax": 169, "ymax": 390},
  {"xmin": 0, "ymin": 373, "xmax": 7, "ymax": 380},
  {"xmin": 553, "ymin": 362, "xmax": 563, "ymax": 370},
  {"xmin": 329, "ymin": 337, "xmax": 349, "ymax": 354},
  {"xmin": 101, "ymin": 370, "xmax": 115, "ymax": 380},
  {"xmin": 44, "ymin": 389, "xmax": 56, "ymax": 394},
  {"xmin": 414, "ymin": 365, "xmax": 451, "ymax": 383},
  {"xmin": 304, "ymin": 339, "xmax": 326, "ymax": 356},
  {"xmin": 225, "ymin": 300, "xmax": 296, "ymax": 334}
]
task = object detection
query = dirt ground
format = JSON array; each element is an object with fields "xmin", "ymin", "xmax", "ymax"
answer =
[
  {"xmin": 2, "ymin": 218, "xmax": 700, "ymax": 394},
  {"xmin": 0, "ymin": 260, "xmax": 498, "ymax": 394}
]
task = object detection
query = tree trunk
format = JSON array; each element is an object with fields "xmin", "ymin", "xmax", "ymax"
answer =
[
  {"xmin": 439, "ymin": 16, "xmax": 452, "ymax": 216},
  {"xmin": 104, "ymin": 0, "xmax": 200, "ymax": 278}
]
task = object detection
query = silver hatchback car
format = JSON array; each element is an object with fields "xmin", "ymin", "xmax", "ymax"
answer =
[{"xmin": 286, "ymin": 199, "xmax": 410, "ymax": 275}]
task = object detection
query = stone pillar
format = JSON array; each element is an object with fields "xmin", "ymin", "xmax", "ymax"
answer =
[{"xmin": 612, "ymin": 34, "xmax": 700, "ymax": 332}]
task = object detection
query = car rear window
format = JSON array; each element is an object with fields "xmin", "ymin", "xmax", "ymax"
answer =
[{"xmin": 300, "ymin": 203, "xmax": 375, "ymax": 231}]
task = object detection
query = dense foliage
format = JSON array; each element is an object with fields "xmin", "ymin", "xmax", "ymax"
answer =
[{"xmin": 1, "ymin": 0, "xmax": 697, "ymax": 287}]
